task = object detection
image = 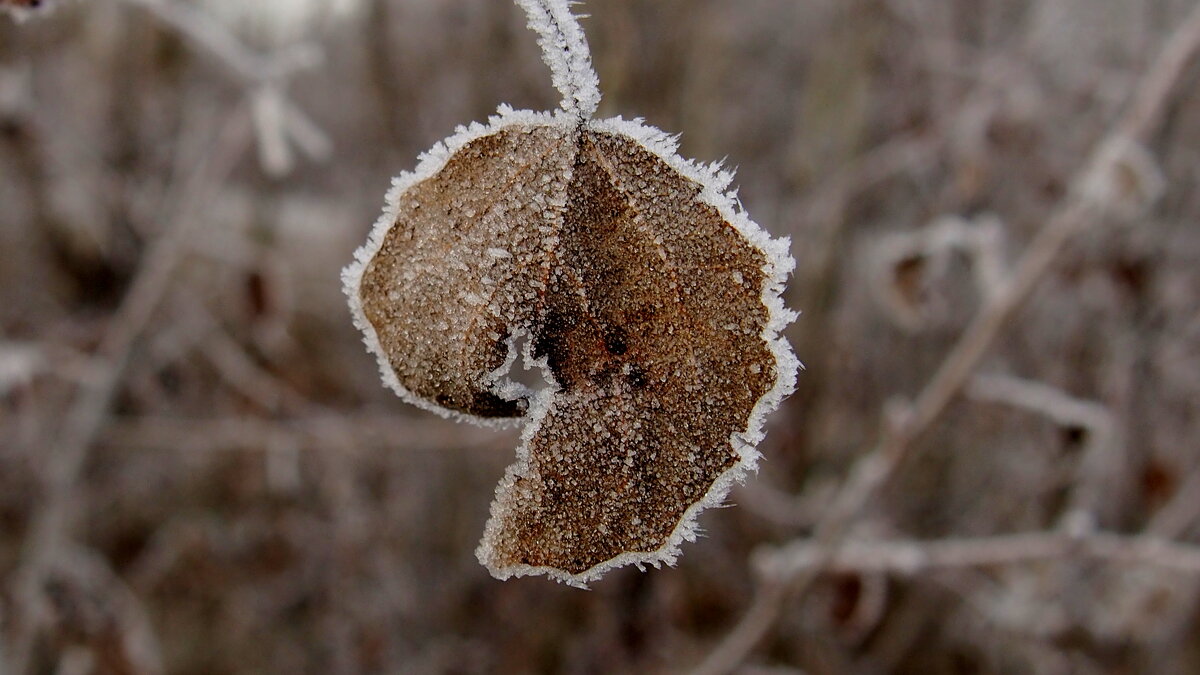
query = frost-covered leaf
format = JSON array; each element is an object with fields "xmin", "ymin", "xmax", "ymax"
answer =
[{"xmin": 342, "ymin": 0, "xmax": 797, "ymax": 587}]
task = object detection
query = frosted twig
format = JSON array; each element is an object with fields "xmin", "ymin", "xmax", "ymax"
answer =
[
  {"xmin": 757, "ymin": 531, "xmax": 1200, "ymax": 578},
  {"xmin": 968, "ymin": 373, "xmax": 1120, "ymax": 526},
  {"xmin": 690, "ymin": 4, "xmax": 1200, "ymax": 674},
  {"xmin": 100, "ymin": 413, "xmax": 509, "ymax": 455},
  {"xmin": 870, "ymin": 214, "xmax": 1009, "ymax": 331},
  {"xmin": 737, "ymin": 479, "xmax": 839, "ymax": 529},
  {"xmin": 514, "ymin": 0, "xmax": 601, "ymax": 120},
  {"xmin": 967, "ymin": 373, "xmax": 1112, "ymax": 433},
  {"xmin": 119, "ymin": 0, "xmax": 331, "ymax": 174}
]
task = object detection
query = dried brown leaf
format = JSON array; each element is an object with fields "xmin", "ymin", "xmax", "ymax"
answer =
[{"xmin": 344, "ymin": 109, "xmax": 797, "ymax": 586}]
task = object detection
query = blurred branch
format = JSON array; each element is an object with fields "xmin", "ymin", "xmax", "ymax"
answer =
[
  {"xmin": 869, "ymin": 214, "xmax": 1009, "ymax": 332},
  {"xmin": 120, "ymin": 0, "xmax": 314, "ymax": 82},
  {"xmin": 6, "ymin": 111, "xmax": 252, "ymax": 675},
  {"xmin": 968, "ymin": 373, "xmax": 1122, "ymax": 528},
  {"xmin": 736, "ymin": 479, "xmax": 838, "ymax": 530},
  {"xmin": 100, "ymin": 413, "xmax": 508, "ymax": 455},
  {"xmin": 757, "ymin": 530, "xmax": 1200, "ymax": 577},
  {"xmin": 118, "ymin": 0, "xmax": 331, "ymax": 175},
  {"xmin": 0, "ymin": 341, "xmax": 100, "ymax": 395},
  {"xmin": 40, "ymin": 544, "xmax": 164, "ymax": 674},
  {"xmin": 690, "ymin": 4, "xmax": 1200, "ymax": 674},
  {"xmin": 967, "ymin": 373, "xmax": 1112, "ymax": 433},
  {"xmin": 186, "ymin": 302, "xmax": 311, "ymax": 413}
]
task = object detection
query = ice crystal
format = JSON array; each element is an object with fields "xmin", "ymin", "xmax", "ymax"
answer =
[{"xmin": 343, "ymin": 0, "xmax": 798, "ymax": 587}]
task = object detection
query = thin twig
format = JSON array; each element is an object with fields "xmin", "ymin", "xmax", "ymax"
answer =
[
  {"xmin": 967, "ymin": 373, "xmax": 1112, "ymax": 432},
  {"xmin": 99, "ymin": 413, "xmax": 509, "ymax": 456},
  {"xmin": 689, "ymin": 5, "xmax": 1200, "ymax": 674},
  {"xmin": 758, "ymin": 531, "xmax": 1200, "ymax": 578}
]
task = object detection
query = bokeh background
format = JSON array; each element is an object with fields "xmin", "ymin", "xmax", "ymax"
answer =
[{"xmin": 3, "ymin": 0, "xmax": 1200, "ymax": 673}]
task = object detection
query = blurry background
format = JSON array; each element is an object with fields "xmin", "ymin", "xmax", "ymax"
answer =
[{"xmin": 2, "ymin": 0, "xmax": 1200, "ymax": 673}]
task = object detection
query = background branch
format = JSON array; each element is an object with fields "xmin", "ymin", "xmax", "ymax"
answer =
[
  {"xmin": 690, "ymin": 4, "xmax": 1200, "ymax": 673},
  {"xmin": 758, "ymin": 531, "xmax": 1200, "ymax": 578},
  {"xmin": 7, "ymin": 109, "xmax": 251, "ymax": 675}
]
